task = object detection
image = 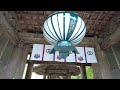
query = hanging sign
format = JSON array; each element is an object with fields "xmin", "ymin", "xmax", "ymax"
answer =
[
  {"xmin": 30, "ymin": 44, "xmax": 97, "ymax": 63},
  {"xmin": 76, "ymin": 47, "xmax": 86, "ymax": 63},
  {"xmin": 85, "ymin": 47, "xmax": 97, "ymax": 63},
  {"xmin": 43, "ymin": 45, "xmax": 54, "ymax": 61},
  {"xmin": 30, "ymin": 44, "xmax": 44, "ymax": 61}
]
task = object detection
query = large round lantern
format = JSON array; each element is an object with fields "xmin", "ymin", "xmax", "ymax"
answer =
[{"xmin": 42, "ymin": 11, "xmax": 86, "ymax": 59}]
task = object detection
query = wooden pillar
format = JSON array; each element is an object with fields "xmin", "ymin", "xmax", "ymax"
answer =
[
  {"xmin": 96, "ymin": 44, "xmax": 112, "ymax": 79},
  {"xmin": 50, "ymin": 74, "xmax": 55, "ymax": 79},
  {"xmin": 0, "ymin": 44, "xmax": 30, "ymax": 79},
  {"xmin": 49, "ymin": 74, "xmax": 52, "ymax": 79},
  {"xmin": 111, "ymin": 46, "xmax": 120, "ymax": 69},
  {"xmin": 54, "ymin": 75, "xmax": 57, "ymax": 79},
  {"xmin": 91, "ymin": 37, "xmax": 112, "ymax": 79},
  {"xmin": 43, "ymin": 74, "xmax": 46, "ymax": 79},
  {"xmin": 80, "ymin": 64, "xmax": 87, "ymax": 79},
  {"xmin": 48, "ymin": 75, "xmax": 50, "ymax": 79},
  {"xmin": 43, "ymin": 70, "xmax": 46, "ymax": 79},
  {"xmin": 25, "ymin": 61, "xmax": 33, "ymax": 79}
]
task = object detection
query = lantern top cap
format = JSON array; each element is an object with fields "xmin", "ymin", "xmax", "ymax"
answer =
[{"xmin": 47, "ymin": 11, "xmax": 82, "ymax": 19}]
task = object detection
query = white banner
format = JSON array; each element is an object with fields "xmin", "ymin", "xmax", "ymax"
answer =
[
  {"xmin": 43, "ymin": 45, "xmax": 54, "ymax": 61},
  {"xmin": 76, "ymin": 47, "xmax": 86, "ymax": 63},
  {"xmin": 55, "ymin": 51, "xmax": 65, "ymax": 62},
  {"xmin": 66, "ymin": 52, "xmax": 76, "ymax": 62},
  {"xmin": 30, "ymin": 44, "xmax": 97, "ymax": 63},
  {"xmin": 85, "ymin": 47, "xmax": 97, "ymax": 63},
  {"xmin": 30, "ymin": 44, "xmax": 44, "ymax": 61}
]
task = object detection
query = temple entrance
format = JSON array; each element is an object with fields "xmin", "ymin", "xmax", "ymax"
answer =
[
  {"xmin": 21, "ymin": 43, "xmax": 96, "ymax": 79},
  {"xmin": 0, "ymin": 11, "xmax": 120, "ymax": 79}
]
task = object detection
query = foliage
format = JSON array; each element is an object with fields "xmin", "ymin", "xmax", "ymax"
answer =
[
  {"xmin": 71, "ymin": 74, "xmax": 81, "ymax": 79},
  {"xmin": 71, "ymin": 66, "xmax": 94, "ymax": 79},
  {"xmin": 86, "ymin": 66, "xmax": 94, "ymax": 79}
]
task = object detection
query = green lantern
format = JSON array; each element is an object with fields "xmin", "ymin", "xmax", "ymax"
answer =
[{"xmin": 42, "ymin": 11, "xmax": 86, "ymax": 59}]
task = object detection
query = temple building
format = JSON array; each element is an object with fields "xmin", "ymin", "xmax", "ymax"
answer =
[{"xmin": 0, "ymin": 11, "xmax": 120, "ymax": 79}]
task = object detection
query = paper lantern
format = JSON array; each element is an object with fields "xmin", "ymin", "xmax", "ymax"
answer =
[{"xmin": 42, "ymin": 11, "xmax": 86, "ymax": 59}]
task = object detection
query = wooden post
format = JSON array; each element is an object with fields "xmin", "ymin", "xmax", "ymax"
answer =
[
  {"xmin": 43, "ymin": 74, "xmax": 46, "ymax": 79},
  {"xmin": 43, "ymin": 70, "xmax": 46, "ymax": 79},
  {"xmin": 49, "ymin": 74, "xmax": 52, "ymax": 79},
  {"xmin": 48, "ymin": 75, "xmax": 51, "ymax": 79},
  {"xmin": 47, "ymin": 75, "xmax": 50, "ymax": 79},
  {"xmin": 92, "ymin": 36, "xmax": 112, "ymax": 79},
  {"xmin": 80, "ymin": 64, "xmax": 87, "ymax": 79},
  {"xmin": 25, "ymin": 62, "xmax": 33, "ymax": 79},
  {"xmin": 51, "ymin": 74, "xmax": 55, "ymax": 79}
]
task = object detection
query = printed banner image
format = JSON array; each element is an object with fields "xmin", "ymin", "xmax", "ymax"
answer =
[
  {"xmin": 30, "ymin": 44, "xmax": 44, "ymax": 61},
  {"xmin": 55, "ymin": 51, "xmax": 65, "ymax": 62},
  {"xmin": 43, "ymin": 45, "xmax": 54, "ymax": 61},
  {"xmin": 76, "ymin": 47, "xmax": 86, "ymax": 63},
  {"xmin": 30, "ymin": 44, "xmax": 97, "ymax": 63},
  {"xmin": 85, "ymin": 47, "xmax": 97, "ymax": 63}
]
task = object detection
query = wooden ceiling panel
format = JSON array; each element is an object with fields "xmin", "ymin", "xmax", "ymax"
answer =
[
  {"xmin": 84, "ymin": 13, "xmax": 91, "ymax": 19},
  {"xmin": 15, "ymin": 11, "xmax": 117, "ymax": 37},
  {"xmin": 90, "ymin": 14, "xmax": 99, "ymax": 20},
  {"xmin": 25, "ymin": 20, "xmax": 31, "ymax": 25}
]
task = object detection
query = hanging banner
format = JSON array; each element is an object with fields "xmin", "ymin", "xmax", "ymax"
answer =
[
  {"xmin": 76, "ymin": 47, "xmax": 86, "ymax": 63},
  {"xmin": 30, "ymin": 44, "xmax": 44, "ymax": 61},
  {"xmin": 66, "ymin": 52, "xmax": 76, "ymax": 62},
  {"xmin": 30, "ymin": 44, "xmax": 97, "ymax": 63},
  {"xmin": 55, "ymin": 51, "xmax": 65, "ymax": 62},
  {"xmin": 43, "ymin": 45, "xmax": 54, "ymax": 61},
  {"xmin": 85, "ymin": 47, "xmax": 97, "ymax": 63}
]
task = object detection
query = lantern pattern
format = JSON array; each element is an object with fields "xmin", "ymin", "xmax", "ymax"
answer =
[{"xmin": 42, "ymin": 11, "xmax": 86, "ymax": 59}]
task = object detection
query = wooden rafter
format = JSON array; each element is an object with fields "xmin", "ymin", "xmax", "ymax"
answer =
[
  {"xmin": 90, "ymin": 11, "xmax": 103, "ymax": 33},
  {"xmin": 98, "ymin": 12, "xmax": 118, "ymax": 35},
  {"xmin": 14, "ymin": 11, "xmax": 117, "ymax": 37},
  {"xmin": 28, "ymin": 11, "xmax": 35, "ymax": 33}
]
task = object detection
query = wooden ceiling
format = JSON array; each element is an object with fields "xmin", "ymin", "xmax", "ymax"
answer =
[{"xmin": 15, "ymin": 11, "xmax": 117, "ymax": 37}]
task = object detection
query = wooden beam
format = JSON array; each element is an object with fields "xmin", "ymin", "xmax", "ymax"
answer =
[
  {"xmin": 111, "ymin": 46, "xmax": 120, "ymax": 70},
  {"xmin": 0, "ymin": 29, "xmax": 3, "ymax": 35},
  {"xmin": 97, "ymin": 11, "xmax": 112, "ymax": 33},
  {"xmin": 100, "ymin": 12, "xmax": 120, "ymax": 50},
  {"xmin": 86, "ymin": 11, "xmax": 95, "ymax": 25},
  {"xmin": 80, "ymin": 64, "xmax": 87, "ymax": 79},
  {"xmin": 99, "ymin": 11, "xmax": 118, "ymax": 38},
  {"xmin": 46, "ymin": 70, "xmax": 68, "ymax": 73},
  {"xmin": 91, "ymin": 11, "xmax": 103, "ymax": 30},
  {"xmin": 18, "ymin": 32, "xmax": 101, "ymax": 46},
  {"xmin": 46, "ymin": 73, "xmax": 67, "ymax": 76},
  {"xmin": 82, "ymin": 11, "xmax": 86, "ymax": 18},
  {"xmin": 0, "ymin": 38, "xmax": 9, "ymax": 59},
  {"xmin": 28, "ymin": 12, "xmax": 34, "ymax": 33},
  {"xmin": 27, "ymin": 60, "xmax": 92, "ymax": 66},
  {"xmin": 100, "ymin": 25, "xmax": 120, "ymax": 50},
  {"xmin": 25, "ymin": 62, "xmax": 34, "ymax": 79}
]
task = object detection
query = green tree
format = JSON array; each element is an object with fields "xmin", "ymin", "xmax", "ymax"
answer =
[
  {"xmin": 71, "ymin": 66, "xmax": 94, "ymax": 79},
  {"xmin": 86, "ymin": 66, "xmax": 94, "ymax": 79}
]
